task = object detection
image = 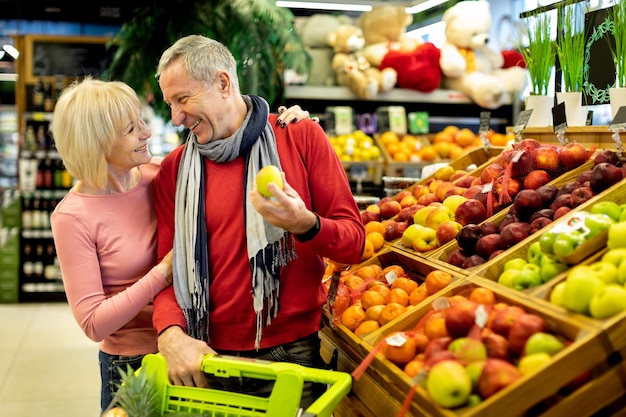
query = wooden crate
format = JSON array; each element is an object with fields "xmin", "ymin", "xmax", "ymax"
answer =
[
  {"xmin": 356, "ymin": 280, "xmax": 619, "ymax": 417},
  {"xmin": 419, "ymin": 145, "xmax": 506, "ymax": 184},
  {"xmin": 506, "ymin": 126, "xmax": 617, "ymax": 150},
  {"xmin": 324, "ymin": 250, "xmax": 465, "ymax": 358}
]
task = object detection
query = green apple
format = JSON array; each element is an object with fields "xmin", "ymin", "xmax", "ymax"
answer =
[
  {"xmin": 413, "ymin": 206, "xmax": 437, "ymax": 227},
  {"xmin": 589, "ymin": 284, "xmax": 626, "ymax": 319},
  {"xmin": 618, "ymin": 258, "xmax": 626, "ymax": 285},
  {"xmin": 588, "ymin": 261, "xmax": 619, "ymax": 285},
  {"xmin": 448, "ymin": 337, "xmax": 488, "ymax": 364},
  {"xmin": 608, "ymin": 221, "xmax": 626, "ymax": 250},
  {"xmin": 465, "ymin": 361, "xmax": 485, "ymax": 390},
  {"xmin": 540, "ymin": 254, "xmax": 568, "ymax": 283},
  {"xmin": 527, "ymin": 241, "xmax": 544, "ymax": 266},
  {"xmin": 590, "ymin": 201, "xmax": 622, "ymax": 222},
  {"xmin": 498, "ymin": 269, "xmax": 519, "ymax": 288},
  {"xmin": 513, "ymin": 263, "xmax": 542, "ymax": 290},
  {"xmin": 425, "ymin": 360, "xmax": 472, "ymax": 408},
  {"xmin": 539, "ymin": 231, "xmax": 558, "ymax": 255},
  {"xmin": 401, "ymin": 224, "xmax": 424, "ymax": 248},
  {"xmin": 553, "ymin": 231, "xmax": 585, "ymax": 260},
  {"xmin": 412, "ymin": 226, "xmax": 440, "ymax": 253},
  {"xmin": 518, "ymin": 352, "xmax": 552, "ymax": 376},
  {"xmin": 443, "ymin": 195, "xmax": 468, "ymax": 214},
  {"xmin": 425, "ymin": 205, "xmax": 456, "ymax": 230},
  {"xmin": 601, "ymin": 248, "xmax": 626, "ymax": 267},
  {"xmin": 524, "ymin": 332, "xmax": 565, "ymax": 356},
  {"xmin": 584, "ymin": 212, "xmax": 615, "ymax": 239},
  {"xmin": 504, "ymin": 257, "xmax": 527, "ymax": 271},
  {"xmin": 561, "ymin": 267, "xmax": 606, "ymax": 314},
  {"xmin": 619, "ymin": 204, "xmax": 626, "ymax": 222},
  {"xmin": 550, "ymin": 281, "xmax": 567, "ymax": 307},
  {"xmin": 256, "ymin": 165, "xmax": 283, "ymax": 197}
]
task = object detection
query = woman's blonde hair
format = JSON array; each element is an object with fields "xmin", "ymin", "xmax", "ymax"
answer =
[{"xmin": 50, "ymin": 77, "xmax": 142, "ymax": 189}]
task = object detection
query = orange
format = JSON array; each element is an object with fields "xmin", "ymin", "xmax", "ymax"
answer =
[
  {"xmin": 433, "ymin": 141, "xmax": 452, "ymax": 159},
  {"xmin": 393, "ymin": 151, "xmax": 410, "ymax": 162},
  {"xmin": 382, "ymin": 332, "xmax": 417, "ymax": 365},
  {"xmin": 410, "ymin": 332, "xmax": 430, "ymax": 353},
  {"xmin": 360, "ymin": 240, "xmax": 375, "ymax": 261},
  {"xmin": 419, "ymin": 146, "xmax": 438, "ymax": 162},
  {"xmin": 380, "ymin": 131, "xmax": 400, "ymax": 146},
  {"xmin": 454, "ymin": 128, "xmax": 476, "ymax": 147},
  {"xmin": 364, "ymin": 304, "xmax": 386, "ymax": 322},
  {"xmin": 469, "ymin": 287, "xmax": 497, "ymax": 306},
  {"xmin": 391, "ymin": 277, "xmax": 419, "ymax": 296},
  {"xmin": 368, "ymin": 284, "xmax": 391, "ymax": 304},
  {"xmin": 353, "ymin": 265, "xmax": 380, "ymax": 282},
  {"xmin": 365, "ymin": 221, "xmax": 386, "ymax": 236},
  {"xmin": 409, "ymin": 284, "xmax": 428, "ymax": 306},
  {"xmin": 443, "ymin": 125, "xmax": 460, "ymax": 136},
  {"xmin": 341, "ymin": 304, "xmax": 366, "ymax": 331},
  {"xmin": 434, "ymin": 131, "xmax": 454, "ymax": 143},
  {"xmin": 361, "ymin": 289, "xmax": 386, "ymax": 310},
  {"xmin": 367, "ymin": 231, "xmax": 385, "ymax": 252},
  {"xmin": 382, "ymin": 265, "xmax": 405, "ymax": 280},
  {"xmin": 379, "ymin": 302, "xmax": 407, "ymax": 325},
  {"xmin": 342, "ymin": 274, "xmax": 365, "ymax": 291},
  {"xmin": 423, "ymin": 312, "xmax": 449, "ymax": 340},
  {"xmin": 388, "ymin": 288, "xmax": 410, "ymax": 307},
  {"xmin": 425, "ymin": 270, "xmax": 453, "ymax": 295},
  {"xmin": 404, "ymin": 358, "xmax": 426, "ymax": 378},
  {"xmin": 448, "ymin": 143, "xmax": 465, "ymax": 160},
  {"xmin": 354, "ymin": 320, "xmax": 381, "ymax": 337}
]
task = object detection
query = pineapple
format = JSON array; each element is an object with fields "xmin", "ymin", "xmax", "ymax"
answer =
[{"xmin": 108, "ymin": 364, "xmax": 161, "ymax": 417}]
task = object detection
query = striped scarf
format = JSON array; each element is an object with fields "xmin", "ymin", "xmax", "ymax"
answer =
[{"xmin": 172, "ymin": 95, "xmax": 296, "ymax": 348}]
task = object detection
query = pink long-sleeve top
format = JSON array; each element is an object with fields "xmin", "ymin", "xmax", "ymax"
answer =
[{"xmin": 50, "ymin": 159, "xmax": 170, "ymax": 355}]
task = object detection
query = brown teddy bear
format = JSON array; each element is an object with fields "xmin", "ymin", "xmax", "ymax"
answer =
[{"xmin": 327, "ymin": 24, "xmax": 397, "ymax": 99}]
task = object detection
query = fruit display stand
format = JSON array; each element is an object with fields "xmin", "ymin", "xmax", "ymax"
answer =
[{"xmin": 507, "ymin": 127, "xmax": 617, "ymax": 150}]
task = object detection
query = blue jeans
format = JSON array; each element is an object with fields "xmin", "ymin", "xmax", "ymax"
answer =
[
  {"xmin": 98, "ymin": 350, "xmax": 145, "ymax": 412},
  {"xmin": 213, "ymin": 332, "xmax": 327, "ymax": 410}
]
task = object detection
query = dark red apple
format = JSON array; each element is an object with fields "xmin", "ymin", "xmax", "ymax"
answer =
[
  {"xmin": 513, "ymin": 189, "xmax": 543, "ymax": 221},
  {"xmin": 593, "ymin": 149, "xmax": 620, "ymax": 166},
  {"xmin": 456, "ymin": 224, "xmax": 483, "ymax": 253},
  {"xmin": 590, "ymin": 162, "xmax": 623, "ymax": 194},
  {"xmin": 445, "ymin": 299, "xmax": 479, "ymax": 338},
  {"xmin": 482, "ymin": 331, "xmax": 511, "ymax": 360},
  {"xmin": 477, "ymin": 358, "xmax": 523, "ymax": 399},
  {"xmin": 576, "ymin": 169, "xmax": 593, "ymax": 184},
  {"xmin": 553, "ymin": 206, "xmax": 571, "ymax": 220},
  {"xmin": 528, "ymin": 208, "xmax": 555, "ymax": 223},
  {"xmin": 529, "ymin": 217, "xmax": 553, "ymax": 234},
  {"xmin": 507, "ymin": 313, "xmax": 547, "ymax": 354},
  {"xmin": 535, "ymin": 184, "xmax": 559, "ymax": 207},
  {"xmin": 384, "ymin": 220, "xmax": 408, "ymax": 240},
  {"xmin": 423, "ymin": 337, "xmax": 453, "ymax": 363},
  {"xmin": 549, "ymin": 193, "xmax": 573, "ymax": 211},
  {"xmin": 461, "ymin": 254, "xmax": 487, "ymax": 269},
  {"xmin": 523, "ymin": 169, "xmax": 551, "ymax": 190},
  {"xmin": 499, "ymin": 222, "xmax": 531, "ymax": 248},
  {"xmin": 447, "ymin": 249, "xmax": 469, "ymax": 268},
  {"xmin": 480, "ymin": 221, "xmax": 500, "ymax": 236},
  {"xmin": 475, "ymin": 233, "xmax": 504, "ymax": 259},
  {"xmin": 560, "ymin": 142, "xmax": 589, "ymax": 169},
  {"xmin": 499, "ymin": 212, "xmax": 520, "ymax": 231},
  {"xmin": 569, "ymin": 186, "xmax": 595, "ymax": 207},
  {"xmin": 360, "ymin": 210, "xmax": 380, "ymax": 225},
  {"xmin": 397, "ymin": 205, "xmax": 423, "ymax": 224},
  {"xmin": 508, "ymin": 149, "xmax": 536, "ymax": 177},
  {"xmin": 455, "ymin": 199, "xmax": 488, "ymax": 226},
  {"xmin": 489, "ymin": 249, "xmax": 504, "ymax": 260},
  {"xmin": 556, "ymin": 181, "xmax": 579, "ymax": 197}
]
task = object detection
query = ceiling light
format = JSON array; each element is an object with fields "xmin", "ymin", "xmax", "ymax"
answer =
[
  {"xmin": 3, "ymin": 45, "xmax": 19, "ymax": 60},
  {"xmin": 405, "ymin": 0, "xmax": 449, "ymax": 14},
  {"xmin": 275, "ymin": 1, "xmax": 372, "ymax": 12}
]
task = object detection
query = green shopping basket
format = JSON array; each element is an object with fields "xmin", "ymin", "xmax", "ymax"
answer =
[{"xmin": 140, "ymin": 353, "xmax": 352, "ymax": 417}]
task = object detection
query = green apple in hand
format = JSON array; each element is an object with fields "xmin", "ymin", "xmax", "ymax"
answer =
[
  {"xmin": 540, "ymin": 254, "xmax": 568, "ymax": 283},
  {"xmin": 527, "ymin": 241, "xmax": 544, "ymax": 266},
  {"xmin": 589, "ymin": 284, "xmax": 626, "ymax": 319},
  {"xmin": 513, "ymin": 263, "xmax": 542, "ymax": 290},
  {"xmin": 561, "ymin": 266, "xmax": 606, "ymax": 315},
  {"xmin": 518, "ymin": 352, "xmax": 552, "ymax": 376},
  {"xmin": 608, "ymin": 221, "xmax": 626, "ymax": 250},
  {"xmin": 256, "ymin": 165, "xmax": 283, "ymax": 197},
  {"xmin": 504, "ymin": 257, "xmax": 527, "ymax": 271},
  {"xmin": 590, "ymin": 201, "xmax": 622, "ymax": 222},
  {"xmin": 584, "ymin": 212, "xmax": 615, "ymax": 239},
  {"xmin": 588, "ymin": 261, "xmax": 619, "ymax": 284},
  {"xmin": 426, "ymin": 360, "xmax": 472, "ymax": 408},
  {"xmin": 524, "ymin": 332, "xmax": 565, "ymax": 356}
]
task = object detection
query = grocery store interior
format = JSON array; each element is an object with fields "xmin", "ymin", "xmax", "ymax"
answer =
[{"xmin": 2, "ymin": 0, "xmax": 626, "ymax": 416}]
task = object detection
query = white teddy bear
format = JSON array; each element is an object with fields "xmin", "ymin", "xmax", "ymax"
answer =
[{"xmin": 439, "ymin": 0, "xmax": 527, "ymax": 109}]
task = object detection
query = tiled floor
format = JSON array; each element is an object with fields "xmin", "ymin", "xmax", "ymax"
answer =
[{"xmin": 0, "ymin": 302, "xmax": 101, "ymax": 417}]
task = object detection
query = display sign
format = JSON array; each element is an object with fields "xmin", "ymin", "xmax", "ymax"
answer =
[{"xmin": 583, "ymin": 7, "xmax": 615, "ymax": 105}]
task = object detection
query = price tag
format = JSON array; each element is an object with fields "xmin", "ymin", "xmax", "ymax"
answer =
[
  {"xmin": 408, "ymin": 111, "xmax": 429, "ymax": 134},
  {"xmin": 377, "ymin": 106, "xmax": 407, "ymax": 135},
  {"xmin": 479, "ymin": 111, "xmax": 491, "ymax": 133},
  {"xmin": 609, "ymin": 106, "xmax": 626, "ymax": 130},
  {"xmin": 552, "ymin": 102, "xmax": 567, "ymax": 132},
  {"xmin": 325, "ymin": 106, "xmax": 353, "ymax": 136},
  {"xmin": 403, "ymin": 166, "xmax": 422, "ymax": 178},
  {"xmin": 512, "ymin": 109, "xmax": 532, "ymax": 140},
  {"xmin": 349, "ymin": 164, "xmax": 368, "ymax": 180}
]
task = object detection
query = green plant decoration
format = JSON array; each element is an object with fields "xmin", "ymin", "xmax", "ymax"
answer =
[
  {"xmin": 556, "ymin": 2, "xmax": 587, "ymax": 93},
  {"xmin": 608, "ymin": 0, "xmax": 626, "ymax": 88},
  {"xmin": 519, "ymin": 12, "xmax": 555, "ymax": 96},
  {"xmin": 102, "ymin": 0, "xmax": 311, "ymax": 120}
]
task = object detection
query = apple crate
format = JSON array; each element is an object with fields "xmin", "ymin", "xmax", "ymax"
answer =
[
  {"xmin": 342, "ymin": 158, "xmax": 385, "ymax": 185},
  {"xmin": 506, "ymin": 126, "xmax": 617, "ymax": 150},
  {"xmin": 323, "ymin": 249, "xmax": 465, "ymax": 358},
  {"xmin": 355, "ymin": 279, "xmax": 619, "ymax": 417},
  {"xmin": 428, "ymin": 158, "xmax": 598, "ymax": 276},
  {"xmin": 418, "ymin": 146, "xmax": 506, "ymax": 186}
]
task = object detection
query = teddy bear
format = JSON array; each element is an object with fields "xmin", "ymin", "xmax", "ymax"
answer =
[
  {"xmin": 294, "ymin": 13, "xmax": 353, "ymax": 86},
  {"xmin": 357, "ymin": 5, "xmax": 443, "ymax": 93},
  {"xmin": 439, "ymin": 0, "xmax": 528, "ymax": 109},
  {"xmin": 327, "ymin": 24, "xmax": 397, "ymax": 99}
]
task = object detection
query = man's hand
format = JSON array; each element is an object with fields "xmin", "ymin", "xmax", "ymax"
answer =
[
  {"xmin": 250, "ymin": 172, "xmax": 317, "ymax": 235},
  {"xmin": 157, "ymin": 326, "xmax": 215, "ymax": 387}
]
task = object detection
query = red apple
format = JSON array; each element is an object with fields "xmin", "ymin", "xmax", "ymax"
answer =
[
  {"xmin": 507, "ymin": 313, "xmax": 547, "ymax": 354},
  {"xmin": 593, "ymin": 149, "xmax": 620, "ymax": 166},
  {"xmin": 397, "ymin": 204, "xmax": 423, "ymax": 224},
  {"xmin": 463, "ymin": 184, "xmax": 484, "ymax": 199},
  {"xmin": 529, "ymin": 216, "xmax": 553, "ymax": 234},
  {"xmin": 477, "ymin": 358, "xmax": 523, "ymax": 399},
  {"xmin": 482, "ymin": 331, "xmax": 511, "ymax": 360},
  {"xmin": 455, "ymin": 199, "xmax": 488, "ymax": 226},
  {"xmin": 553, "ymin": 206, "xmax": 571, "ymax": 220},
  {"xmin": 534, "ymin": 145, "xmax": 560, "ymax": 172},
  {"xmin": 480, "ymin": 221, "xmax": 500, "ymax": 236},
  {"xmin": 523, "ymin": 169, "xmax": 551, "ymax": 190},
  {"xmin": 589, "ymin": 162, "xmax": 623, "ymax": 194},
  {"xmin": 489, "ymin": 305, "xmax": 525, "ymax": 338},
  {"xmin": 453, "ymin": 174, "xmax": 476, "ymax": 188},
  {"xmin": 569, "ymin": 186, "xmax": 595, "ymax": 207},
  {"xmin": 489, "ymin": 249, "xmax": 504, "ymax": 260},
  {"xmin": 461, "ymin": 254, "xmax": 486, "ymax": 269},
  {"xmin": 535, "ymin": 184, "xmax": 559, "ymax": 207},
  {"xmin": 447, "ymin": 249, "xmax": 469, "ymax": 268},
  {"xmin": 379, "ymin": 200, "xmax": 402, "ymax": 219},
  {"xmin": 393, "ymin": 190, "xmax": 412, "ymax": 203},
  {"xmin": 423, "ymin": 336, "xmax": 453, "ymax": 363},
  {"xmin": 445, "ymin": 299, "xmax": 479, "ymax": 338},
  {"xmin": 513, "ymin": 189, "xmax": 543, "ymax": 222},
  {"xmin": 499, "ymin": 212, "xmax": 520, "ymax": 231},
  {"xmin": 475, "ymin": 233, "xmax": 504, "ymax": 259},
  {"xmin": 499, "ymin": 222, "xmax": 531, "ymax": 248},
  {"xmin": 436, "ymin": 220, "xmax": 463, "ymax": 245},
  {"xmin": 360, "ymin": 210, "xmax": 380, "ymax": 225},
  {"xmin": 385, "ymin": 220, "xmax": 408, "ymax": 241},
  {"xmin": 549, "ymin": 193, "xmax": 573, "ymax": 211},
  {"xmin": 560, "ymin": 142, "xmax": 589, "ymax": 169},
  {"xmin": 576, "ymin": 169, "xmax": 593, "ymax": 184},
  {"xmin": 444, "ymin": 186, "xmax": 467, "ymax": 199},
  {"xmin": 417, "ymin": 193, "xmax": 440, "ymax": 206},
  {"xmin": 456, "ymin": 224, "xmax": 483, "ymax": 253},
  {"xmin": 528, "ymin": 209, "xmax": 555, "ymax": 223}
]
